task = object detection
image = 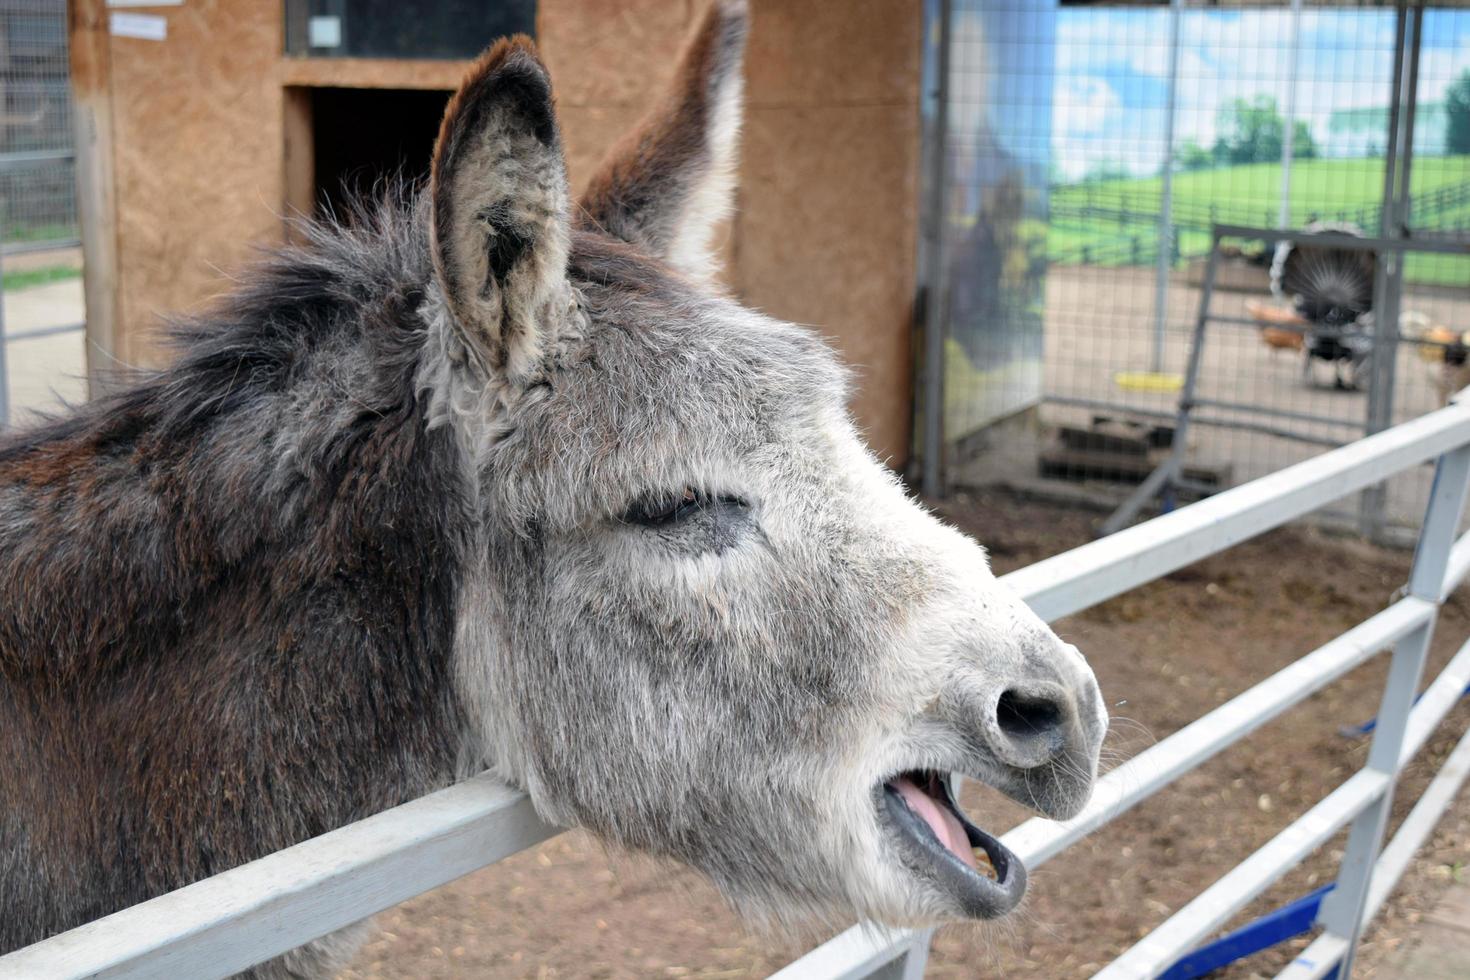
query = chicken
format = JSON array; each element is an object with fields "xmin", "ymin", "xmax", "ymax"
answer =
[
  {"xmin": 1413, "ymin": 323, "xmax": 1470, "ymax": 406},
  {"xmin": 1246, "ymin": 300, "xmax": 1307, "ymax": 354}
]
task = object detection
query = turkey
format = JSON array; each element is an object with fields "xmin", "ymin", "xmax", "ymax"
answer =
[{"xmin": 1270, "ymin": 221, "xmax": 1377, "ymax": 389}]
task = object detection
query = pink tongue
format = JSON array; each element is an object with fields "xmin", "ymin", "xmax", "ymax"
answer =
[{"xmin": 894, "ymin": 776, "xmax": 978, "ymax": 871}]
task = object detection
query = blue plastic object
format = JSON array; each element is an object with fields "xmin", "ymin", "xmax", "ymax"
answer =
[
  {"xmin": 1159, "ymin": 884, "xmax": 1337, "ymax": 980},
  {"xmin": 1344, "ymin": 682, "xmax": 1470, "ymax": 736}
]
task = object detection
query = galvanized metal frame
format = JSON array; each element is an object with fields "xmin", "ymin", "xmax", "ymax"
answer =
[
  {"xmin": 916, "ymin": 0, "xmax": 952, "ymax": 499},
  {"xmin": 1152, "ymin": 0, "xmax": 1183, "ymax": 375},
  {"xmin": 1362, "ymin": 0, "xmax": 1423, "ymax": 541}
]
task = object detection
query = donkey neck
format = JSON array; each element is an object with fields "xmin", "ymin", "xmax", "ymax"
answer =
[{"xmin": 0, "ymin": 220, "xmax": 477, "ymax": 948}]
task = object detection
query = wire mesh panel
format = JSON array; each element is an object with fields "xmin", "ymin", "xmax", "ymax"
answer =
[
  {"xmin": 0, "ymin": 0, "xmax": 84, "ymax": 428},
  {"xmin": 1397, "ymin": 5, "xmax": 1470, "ymax": 432},
  {"xmin": 928, "ymin": 0, "xmax": 1470, "ymax": 540},
  {"xmin": 936, "ymin": 0, "xmax": 1052, "ymax": 444},
  {"xmin": 0, "ymin": 0, "xmax": 75, "ymax": 250}
]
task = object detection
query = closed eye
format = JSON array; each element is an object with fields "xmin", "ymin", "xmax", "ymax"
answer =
[{"xmin": 621, "ymin": 487, "xmax": 750, "ymax": 528}]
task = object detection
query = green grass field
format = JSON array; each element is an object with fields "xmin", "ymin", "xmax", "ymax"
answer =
[
  {"xmin": 2, "ymin": 264, "xmax": 80, "ymax": 292},
  {"xmin": 1049, "ymin": 156, "xmax": 1470, "ymax": 286}
]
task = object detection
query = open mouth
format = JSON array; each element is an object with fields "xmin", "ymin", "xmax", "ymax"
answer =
[{"xmin": 878, "ymin": 770, "xmax": 1027, "ymax": 918}]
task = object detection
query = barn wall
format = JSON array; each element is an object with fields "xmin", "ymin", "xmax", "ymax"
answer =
[{"xmin": 79, "ymin": 0, "xmax": 921, "ymax": 461}]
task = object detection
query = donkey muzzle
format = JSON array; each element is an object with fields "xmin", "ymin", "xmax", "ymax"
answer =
[{"xmin": 950, "ymin": 641, "xmax": 1107, "ymax": 821}]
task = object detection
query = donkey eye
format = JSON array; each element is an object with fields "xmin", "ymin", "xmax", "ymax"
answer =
[
  {"xmin": 624, "ymin": 487, "xmax": 704, "ymax": 526},
  {"xmin": 621, "ymin": 488, "xmax": 749, "ymax": 528}
]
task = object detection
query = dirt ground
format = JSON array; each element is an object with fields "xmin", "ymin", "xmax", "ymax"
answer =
[{"xmin": 340, "ymin": 490, "xmax": 1470, "ymax": 979}]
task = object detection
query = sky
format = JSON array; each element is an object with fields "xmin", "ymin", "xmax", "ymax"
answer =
[{"xmin": 1050, "ymin": 6, "xmax": 1470, "ymax": 180}]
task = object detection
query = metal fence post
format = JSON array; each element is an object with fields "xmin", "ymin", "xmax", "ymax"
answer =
[
  {"xmin": 1099, "ymin": 229, "xmax": 1221, "ymax": 535},
  {"xmin": 1151, "ymin": 0, "xmax": 1182, "ymax": 374},
  {"xmin": 1360, "ymin": 1, "xmax": 1420, "ymax": 543},
  {"xmin": 1315, "ymin": 442, "xmax": 1470, "ymax": 978},
  {"xmin": 918, "ymin": 0, "xmax": 952, "ymax": 499},
  {"xmin": 0, "ymin": 242, "xmax": 9, "ymax": 428}
]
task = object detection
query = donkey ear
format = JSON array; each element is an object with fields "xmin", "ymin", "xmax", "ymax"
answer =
[
  {"xmin": 430, "ymin": 36, "xmax": 571, "ymax": 381},
  {"xmin": 578, "ymin": 0, "xmax": 748, "ymax": 284}
]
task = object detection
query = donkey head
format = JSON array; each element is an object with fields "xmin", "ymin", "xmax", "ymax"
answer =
[{"xmin": 424, "ymin": 1, "xmax": 1106, "ymax": 930}]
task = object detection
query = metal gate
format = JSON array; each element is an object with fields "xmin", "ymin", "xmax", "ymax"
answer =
[{"xmin": 916, "ymin": 0, "xmax": 1470, "ymax": 540}]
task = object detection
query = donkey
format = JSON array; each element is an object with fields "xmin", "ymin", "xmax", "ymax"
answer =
[{"xmin": 0, "ymin": 3, "xmax": 1106, "ymax": 975}]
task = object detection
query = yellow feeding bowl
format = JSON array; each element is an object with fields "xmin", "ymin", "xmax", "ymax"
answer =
[{"xmin": 1114, "ymin": 371, "xmax": 1184, "ymax": 393}]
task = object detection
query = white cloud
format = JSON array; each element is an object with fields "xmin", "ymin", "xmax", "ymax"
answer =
[
  {"xmin": 1048, "ymin": 5, "xmax": 1465, "ymax": 176},
  {"xmin": 1417, "ymin": 46, "xmax": 1470, "ymax": 104},
  {"xmin": 1055, "ymin": 76, "xmax": 1121, "ymax": 137}
]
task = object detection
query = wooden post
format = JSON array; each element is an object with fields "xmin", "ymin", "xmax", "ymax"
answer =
[
  {"xmin": 68, "ymin": 0, "xmax": 121, "ymax": 390},
  {"xmin": 282, "ymin": 87, "xmax": 315, "ymax": 242}
]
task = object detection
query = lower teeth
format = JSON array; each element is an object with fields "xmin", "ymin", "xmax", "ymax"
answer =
[{"xmin": 972, "ymin": 847, "xmax": 997, "ymax": 879}]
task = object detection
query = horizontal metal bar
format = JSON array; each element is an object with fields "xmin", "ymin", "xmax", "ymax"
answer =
[
  {"xmin": 1042, "ymin": 396, "xmax": 1346, "ymax": 446},
  {"xmin": 1044, "ymin": 401, "xmax": 1347, "ymax": 450},
  {"xmin": 1002, "ymin": 597, "xmax": 1433, "ymax": 867},
  {"xmin": 764, "ymin": 927, "xmax": 923, "ymax": 980},
  {"xmin": 1003, "ymin": 400, "xmax": 1470, "ymax": 623},
  {"xmin": 1188, "ymin": 397, "xmax": 1365, "ymax": 430},
  {"xmin": 2, "ymin": 238, "xmax": 82, "ymax": 257},
  {"xmin": 6, "ymin": 322, "xmax": 84, "ymax": 342},
  {"xmin": 1172, "ymin": 476, "xmax": 1221, "ymax": 496},
  {"xmin": 1205, "ymin": 314, "xmax": 1292, "ymax": 329},
  {"xmin": 1189, "ymin": 414, "xmax": 1348, "ymax": 449},
  {"xmin": 1093, "ymin": 769, "xmax": 1390, "ymax": 980},
  {"xmin": 0, "ymin": 774, "xmax": 559, "ymax": 979},
  {"xmin": 1203, "ymin": 316, "xmax": 1468, "ymax": 353},
  {"xmin": 1445, "ymin": 530, "xmax": 1470, "ymax": 602},
  {"xmin": 1276, "ymin": 647, "xmax": 1470, "ymax": 980},
  {"xmin": 0, "ymin": 148, "xmax": 75, "ymax": 169},
  {"xmin": 1213, "ymin": 223, "xmax": 1470, "ymax": 257},
  {"xmin": 1043, "ymin": 394, "xmax": 1178, "ymax": 422}
]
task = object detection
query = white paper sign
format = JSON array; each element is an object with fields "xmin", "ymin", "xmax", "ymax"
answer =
[
  {"xmin": 109, "ymin": 12, "xmax": 168, "ymax": 41},
  {"xmin": 308, "ymin": 16, "xmax": 342, "ymax": 49}
]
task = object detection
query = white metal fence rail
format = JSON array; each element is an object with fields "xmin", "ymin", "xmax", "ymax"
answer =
[{"xmin": 4, "ymin": 394, "xmax": 1470, "ymax": 980}]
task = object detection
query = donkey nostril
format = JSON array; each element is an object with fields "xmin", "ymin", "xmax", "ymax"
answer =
[{"xmin": 995, "ymin": 689, "xmax": 1065, "ymax": 740}]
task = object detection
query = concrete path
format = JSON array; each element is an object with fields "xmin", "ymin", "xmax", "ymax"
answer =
[
  {"xmin": 1379, "ymin": 881, "xmax": 1470, "ymax": 979},
  {"xmin": 2, "ymin": 275, "xmax": 87, "ymax": 423}
]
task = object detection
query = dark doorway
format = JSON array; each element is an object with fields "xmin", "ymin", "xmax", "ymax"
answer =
[{"xmin": 298, "ymin": 87, "xmax": 451, "ymax": 218}]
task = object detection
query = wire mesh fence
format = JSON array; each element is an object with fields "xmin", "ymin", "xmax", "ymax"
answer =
[
  {"xmin": 0, "ymin": 0, "xmax": 84, "ymax": 428},
  {"xmin": 0, "ymin": 0, "xmax": 75, "ymax": 251},
  {"xmin": 924, "ymin": 0, "xmax": 1470, "ymax": 542}
]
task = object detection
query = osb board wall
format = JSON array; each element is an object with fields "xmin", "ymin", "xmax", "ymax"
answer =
[
  {"xmin": 90, "ymin": 0, "xmax": 921, "ymax": 461},
  {"xmin": 102, "ymin": 0, "xmax": 283, "ymax": 370},
  {"xmin": 737, "ymin": 1, "xmax": 923, "ymax": 463}
]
